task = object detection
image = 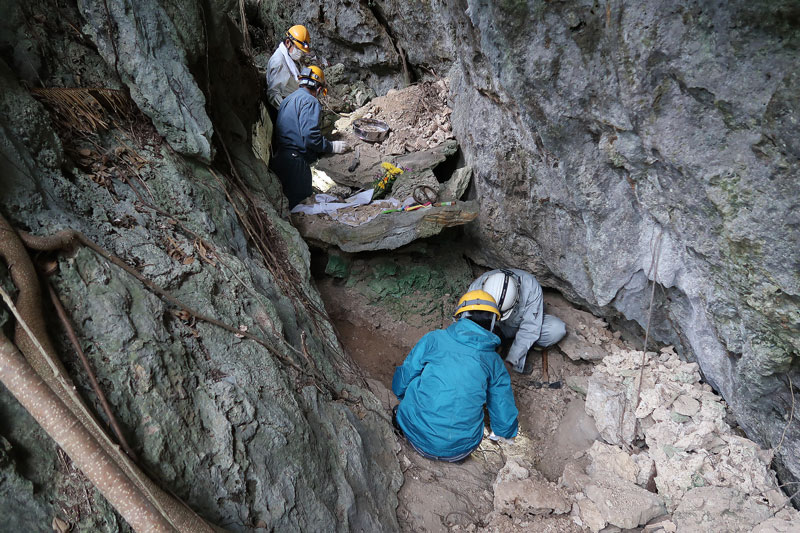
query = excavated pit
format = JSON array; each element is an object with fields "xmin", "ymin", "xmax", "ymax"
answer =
[
  {"xmin": 310, "ymin": 241, "xmax": 605, "ymax": 531},
  {"xmin": 311, "ymin": 238, "xmax": 798, "ymax": 532},
  {"xmin": 2, "ymin": 1, "xmax": 798, "ymax": 530}
]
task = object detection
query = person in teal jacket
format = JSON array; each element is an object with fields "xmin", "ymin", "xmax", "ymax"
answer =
[{"xmin": 392, "ymin": 290, "xmax": 519, "ymax": 462}]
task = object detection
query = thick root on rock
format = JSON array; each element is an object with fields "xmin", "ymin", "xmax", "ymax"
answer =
[{"xmin": 0, "ymin": 215, "xmax": 217, "ymax": 533}]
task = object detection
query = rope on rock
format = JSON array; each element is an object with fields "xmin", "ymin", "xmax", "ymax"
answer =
[{"xmin": 616, "ymin": 230, "xmax": 662, "ymax": 450}]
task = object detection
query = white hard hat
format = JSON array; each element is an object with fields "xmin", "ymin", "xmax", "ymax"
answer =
[{"xmin": 481, "ymin": 269, "xmax": 520, "ymax": 320}]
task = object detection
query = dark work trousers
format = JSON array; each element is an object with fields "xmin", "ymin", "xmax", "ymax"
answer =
[{"xmin": 270, "ymin": 149, "xmax": 312, "ymax": 209}]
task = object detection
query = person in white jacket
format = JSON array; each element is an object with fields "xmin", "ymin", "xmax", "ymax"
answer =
[
  {"xmin": 266, "ymin": 25, "xmax": 311, "ymax": 109},
  {"xmin": 468, "ymin": 268, "xmax": 566, "ymax": 374}
]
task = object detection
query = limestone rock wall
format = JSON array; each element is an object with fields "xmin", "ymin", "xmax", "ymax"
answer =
[{"xmin": 445, "ymin": 0, "xmax": 800, "ymax": 488}]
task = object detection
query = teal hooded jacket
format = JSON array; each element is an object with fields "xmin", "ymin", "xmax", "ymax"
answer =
[{"xmin": 392, "ymin": 318, "xmax": 519, "ymax": 458}]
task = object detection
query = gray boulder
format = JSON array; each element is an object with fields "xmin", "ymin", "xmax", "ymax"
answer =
[
  {"xmin": 444, "ymin": 0, "xmax": 800, "ymax": 489},
  {"xmin": 292, "ymin": 201, "xmax": 479, "ymax": 252},
  {"xmin": 78, "ymin": 0, "xmax": 214, "ymax": 161},
  {"xmin": 584, "ymin": 476, "xmax": 666, "ymax": 530},
  {"xmin": 672, "ymin": 487, "xmax": 772, "ymax": 533},
  {"xmin": 494, "ymin": 459, "xmax": 571, "ymax": 516}
]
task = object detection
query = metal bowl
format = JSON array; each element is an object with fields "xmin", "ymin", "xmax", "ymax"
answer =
[{"xmin": 353, "ymin": 118, "xmax": 390, "ymax": 143}]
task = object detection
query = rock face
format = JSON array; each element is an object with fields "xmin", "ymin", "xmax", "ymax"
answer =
[
  {"xmin": 269, "ymin": 0, "xmax": 800, "ymax": 487},
  {"xmin": 446, "ymin": 0, "xmax": 800, "ymax": 489},
  {"xmin": 78, "ymin": 0, "xmax": 214, "ymax": 161},
  {"xmin": 0, "ymin": 1, "xmax": 401, "ymax": 531},
  {"xmin": 292, "ymin": 201, "xmax": 479, "ymax": 252}
]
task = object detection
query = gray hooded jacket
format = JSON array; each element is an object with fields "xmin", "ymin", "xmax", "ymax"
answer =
[
  {"xmin": 266, "ymin": 43, "xmax": 299, "ymax": 109},
  {"xmin": 468, "ymin": 268, "xmax": 543, "ymax": 367}
]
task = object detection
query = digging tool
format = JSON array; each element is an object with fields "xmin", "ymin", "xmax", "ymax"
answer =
[
  {"xmin": 348, "ymin": 145, "xmax": 360, "ymax": 172},
  {"xmin": 542, "ymin": 348, "xmax": 549, "ymax": 382}
]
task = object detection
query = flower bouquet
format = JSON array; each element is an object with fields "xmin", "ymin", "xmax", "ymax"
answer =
[{"xmin": 372, "ymin": 162, "xmax": 404, "ymax": 200}]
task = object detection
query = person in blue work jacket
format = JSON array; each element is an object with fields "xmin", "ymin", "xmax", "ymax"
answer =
[
  {"xmin": 271, "ymin": 65, "xmax": 348, "ymax": 209},
  {"xmin": 392, "ymin": 290, "xmax": 519, "ymax": 462}
]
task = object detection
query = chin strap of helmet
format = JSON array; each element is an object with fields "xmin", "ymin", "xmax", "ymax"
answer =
[{"xmin": 497, "ymin": 268, "xmax": 517, "ymax": 310}]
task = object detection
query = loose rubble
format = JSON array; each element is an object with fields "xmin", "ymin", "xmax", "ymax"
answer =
[
  {"xmin": 323, "ymin": 274, "xmax": 800, "ymax": 531},
  {"xmin": 493, "ymin": 458, "xmax": 571, "ymax": 516},
  {"xmin": 572, "ymin": 344, "xmax": 800, "ymax": 531},
  {"xmin": 357, "ymin": 80, "xmax": 454, "ymax": 154}
]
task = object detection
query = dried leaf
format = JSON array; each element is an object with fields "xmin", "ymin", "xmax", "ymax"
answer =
[
  {"xmin": 171, "ymin": 309, "xmax": 191, "ymax": 321},
  {"xmin": 31, "ymin": 87, "xmax": 132, "ymax": 134},
  {"xmin": 165, "ymin": 235, "xmax": 186, "ymax": 261},
  {"xmin": 52, "ymin": 517, "xmax": 70, "ymax": 533},
  {"xmin": 234, "ymin": 324, "xmax": 247, "ymax": 338},
  {"xmin": 40, "ymin": 259, "xmax": 59, "ymax": 276},
  {"xmin": 194, "ymin": 239, "xmax": 217, "ymax": 266},
  {"xmin": 182, "ymin": 256, "xmax": 195, "ymax": 265},
  {"xmin": 78, "ymin": 148, "xmax": 92, "ymax": 157}
]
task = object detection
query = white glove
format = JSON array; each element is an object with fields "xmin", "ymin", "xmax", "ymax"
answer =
[{"xmin": 331, "ymin": 140, "xmax": 349, "ymax": 154}]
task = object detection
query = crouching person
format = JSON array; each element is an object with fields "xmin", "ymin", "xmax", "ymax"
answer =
[{"xmin": 392, "ymin": 290, "xmax": 519, "ymax": 462}]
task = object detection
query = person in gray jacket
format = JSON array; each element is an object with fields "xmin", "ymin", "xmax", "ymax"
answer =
[
  {"xmin": 468, "ymin": 268, "xmax": 566, "ymax": 374},
  {"xmin": 266, "ymin": 25, "xmax": 311, "ymax": 109},
  {"xmin": 271, "ymin": 66, "xmax": 348, "ymax": 208}
]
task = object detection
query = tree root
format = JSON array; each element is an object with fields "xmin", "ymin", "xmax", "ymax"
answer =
[
  {"xmin": 1, "ymin": 214, "xmax": 216, "ymax": 532},
  {"xmin": 0, "ymin": 320, "xmax": 174, "ymax": 532},
  {"xmin": 0, "ymin": 214, "xmax": 64, "ymax": 382},
  {"xmin": 47, "ymin": 281, "xmax": 138, "ymax": 461}
]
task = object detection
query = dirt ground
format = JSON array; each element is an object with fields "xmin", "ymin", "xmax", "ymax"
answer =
[{"xmin": 318, "ymin": 276, "xmax": 594, "ymax": 532}]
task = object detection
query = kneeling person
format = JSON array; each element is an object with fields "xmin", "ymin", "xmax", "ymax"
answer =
[
  {"xmin": 469, "ymin": 268, "xmax": 567, "ymax": 374},
  {"xmin": 392, "ymin": 290, "xmax": 519, "ymax": 462}
]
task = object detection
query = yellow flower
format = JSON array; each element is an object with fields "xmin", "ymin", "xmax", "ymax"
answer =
[{"xmin": 381, "ymin": 162, "xmax": 404, "ymax": 175}]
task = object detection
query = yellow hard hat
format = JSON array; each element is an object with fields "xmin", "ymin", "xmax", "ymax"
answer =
[
  {"xmin": 453, "ymin": 290, "xmax": 501, "ymax": 318},
  {"xmin": 298, "ymin": 65, "xmax": 327, "ymax": 96},
  {"xmin": 286, "ymin": 25, "xmax": 310, "ymax": 53}
]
